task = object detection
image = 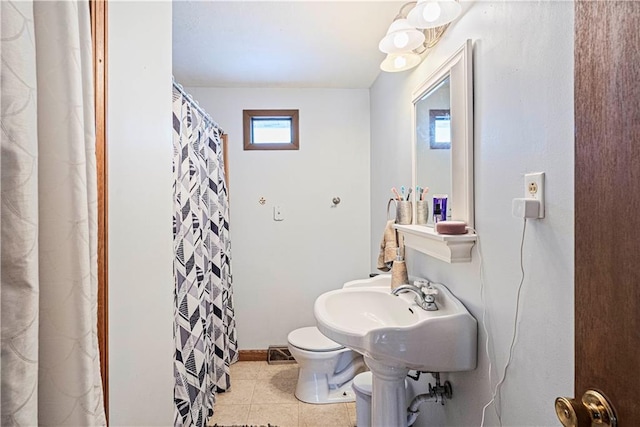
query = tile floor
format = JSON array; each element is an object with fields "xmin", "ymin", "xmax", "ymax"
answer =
[{"xmin": 208, "ymin": 361, "xmax": 357, "ymax": 427}]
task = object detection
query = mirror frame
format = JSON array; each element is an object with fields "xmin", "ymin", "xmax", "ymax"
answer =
[{"xmin": 412, "ymin": 39, "xmax": 474, "ymax": 228}]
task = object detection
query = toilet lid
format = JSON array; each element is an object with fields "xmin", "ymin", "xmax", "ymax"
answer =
[{"xmin": 288, "ymin": 327, "xmax": 344, "ymax": 352}]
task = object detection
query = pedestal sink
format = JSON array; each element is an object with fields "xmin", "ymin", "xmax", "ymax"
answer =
[{"xmin": 314, "ymin": 283, "xmax": 477, "ymax": 426}]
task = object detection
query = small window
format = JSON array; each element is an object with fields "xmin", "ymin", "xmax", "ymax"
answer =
[
  {"xmin": 429, "ymin": 109, "xmax": 451, "ymax": 149},
  {"xmin": 243, "ymin": 109, "xmax": 299, "ymax": 150}
]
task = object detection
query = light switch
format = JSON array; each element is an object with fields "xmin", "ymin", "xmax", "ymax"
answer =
[{"xmin": 273, "ymin": 205, "xmax": 284, "ymax": 221}]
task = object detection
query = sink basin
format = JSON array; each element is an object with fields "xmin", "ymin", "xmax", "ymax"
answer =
[{"xmin": 314, "ymin": 284, "xmax": 477, "ymax": 372}]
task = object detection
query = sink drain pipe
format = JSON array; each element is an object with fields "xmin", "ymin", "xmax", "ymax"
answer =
[
  {"xmin": 407, "ymin": 394, "xmax": 437, "ymax": 426},
  {"xmin": 406, "ymin": 373, "xmax": 453, "ymax": 426}
]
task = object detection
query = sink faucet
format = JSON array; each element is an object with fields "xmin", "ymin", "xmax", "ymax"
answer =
[{"xmin": 392, "ymin": 282, "xmax": 439, "ymax": 311}]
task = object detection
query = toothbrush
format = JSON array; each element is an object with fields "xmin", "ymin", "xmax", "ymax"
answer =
[
  {"xmin": 401, "ymin": 186, "xmax": 406, "ymax": 199},
  {"xmin": 416, "ymin": 186, "xmax": 422, "ymax": 200},
  {"xmin": 422, "ymin": 186, "xmax": 430, "ymax": 201},
  {"xmin": 391, "ymin": 187, "xmax": 402, "ymax": 201},
  {"xmin": 406, "ymin": 188, "xmax": 412, "ymax": 201}
]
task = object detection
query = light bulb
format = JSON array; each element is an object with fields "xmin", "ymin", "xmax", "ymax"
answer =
[
  {"xmin": 422, "ymin": 2, "xmax": 442, "ymax": 22},
  {"xmin": 393, "ymin": 32, "xmax": 410, "ymax": 49},
  {"xmin": 394, "ymin": 56, "xmax": 407, "ymax": 69},
  {"xmin": 381, "ymin": 52, "xmax": 421, "ymax": 72}
]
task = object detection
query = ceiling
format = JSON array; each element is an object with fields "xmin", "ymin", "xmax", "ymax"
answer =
[{"xmin": 172, "ymin": 1, "xmax": 406, "ymax": 89}]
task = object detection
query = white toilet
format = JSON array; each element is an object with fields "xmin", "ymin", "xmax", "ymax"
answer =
[
  {"xmin": 287, "ymin": 327, "xmax": 365, "ymax": 404},
  {"xmin": 287, "ymin": 274, "xmax": 390, "ymax": 404}
]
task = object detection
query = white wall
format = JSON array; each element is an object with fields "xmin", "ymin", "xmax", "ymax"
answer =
[
  {"xmin": 370, "ymin": 2, "xmax": 574, "ymax": 426},
  {"xmin": 108, "ymin": 2, "xmax": 174, "ymax": 425},
  {"xmin": 186, "ymin": 87, "xmax": 371, "ymax": 348}
]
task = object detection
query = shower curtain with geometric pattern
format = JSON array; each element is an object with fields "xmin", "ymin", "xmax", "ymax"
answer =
[{"xmin": 172, "ymin": 82, "xmax": 238, "ymax": 427}]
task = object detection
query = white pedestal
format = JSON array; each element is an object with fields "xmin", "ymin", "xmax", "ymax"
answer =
[{"xmin": 365, "ymin": 356, "xmax": 409, "ymax": 427}]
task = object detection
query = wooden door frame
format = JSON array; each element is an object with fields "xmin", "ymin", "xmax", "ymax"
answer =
[
  {"xmin": 90, "ymin": 0, "xmax": 109, "ymax": 419},
  {"xmin": 222, "ymin": 134, "xmax": 229, "ymax": 190}
]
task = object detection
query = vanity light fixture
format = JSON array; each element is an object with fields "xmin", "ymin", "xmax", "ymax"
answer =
[
  {"xmin": 379, "ymin": 0, "xmax": 461, "ymax": 73},
  {"xmin": 380, "ymin": 52, "xmax": 422, "ymax": 73},
  {"xmin": 408, "ymin": 0, "xmax": 462, "ymax": 29},
  {"xmin": 378, "ymin": 18, "xmax": 426, "ymax": 54}
]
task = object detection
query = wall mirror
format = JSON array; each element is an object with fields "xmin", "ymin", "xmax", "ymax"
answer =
[{"xmin": 412, "ymin": 39, "xmax": 473, "ymax": 228}]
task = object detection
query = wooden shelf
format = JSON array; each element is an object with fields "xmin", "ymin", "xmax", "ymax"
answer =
[{"xmin": 393, "ymin": 224, "xmax": 477, "ymax": 263}]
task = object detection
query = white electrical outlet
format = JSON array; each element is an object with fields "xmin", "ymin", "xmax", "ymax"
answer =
[
  {"xmin": 273, "ymin": 205, "xmax": 284, "ymax": 221},
  {"xmin": 524, "ymin": 172, "xmax": 545, "ymax": 218}
]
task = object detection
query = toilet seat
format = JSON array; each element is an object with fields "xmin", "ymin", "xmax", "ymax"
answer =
[{"xmin": 288, "ymin": 327, "xmax": 343, "ymax": 352}]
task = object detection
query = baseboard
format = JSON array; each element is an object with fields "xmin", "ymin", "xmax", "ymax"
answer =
[{"xmin": 238, "ymin": 349, "xmax": 268, "ymax": 361}]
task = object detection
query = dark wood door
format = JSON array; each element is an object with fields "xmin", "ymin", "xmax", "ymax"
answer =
[{"xmin": 574, "ymin": 0, "xmax": 640, "ymax": 423}]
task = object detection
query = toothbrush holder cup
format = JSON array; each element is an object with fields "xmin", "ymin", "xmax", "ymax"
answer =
[
  {"xmin": 395, "ymin": 200, "xmax": 413, "ymax": 225},
  {"xmin": 416, "ymin": 200, "xmax": 429, "ymax": 225}
]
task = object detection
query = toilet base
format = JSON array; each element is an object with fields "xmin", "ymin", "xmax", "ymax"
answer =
[{"xmin": 294, "ymin": 370, "xmax": 357, "ymax": 404}]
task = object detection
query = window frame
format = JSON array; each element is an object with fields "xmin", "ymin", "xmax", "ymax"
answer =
[{"xmin": 243, "ymin": 109, "xmax": 299, "ymax": 151}]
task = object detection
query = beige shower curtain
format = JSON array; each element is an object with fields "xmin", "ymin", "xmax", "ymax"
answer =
[{"xmin": 1, "ymin": 1, "xmax": 106, "ymax": 425}]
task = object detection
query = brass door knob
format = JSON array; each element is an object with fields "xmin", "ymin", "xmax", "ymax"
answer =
[
  {"xmin": 555, "ymin": 397, "xmax": 591, "ymax": 427},
  {"xmin": 554, "ymin": 390, "xmax": 617, "ymax": 427}
]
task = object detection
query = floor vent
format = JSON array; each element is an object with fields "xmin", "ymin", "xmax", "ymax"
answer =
[{"xmin": 267, "ymin": 346, "xmax": 295, "ymax": 364}]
